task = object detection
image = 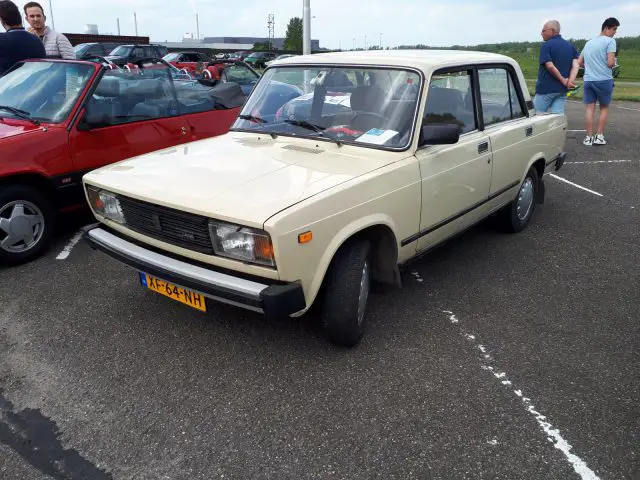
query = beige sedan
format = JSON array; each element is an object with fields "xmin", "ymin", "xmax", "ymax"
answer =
[{"xmin": 83, "ymin": 50, "xmax": 567, "ymax": 346}]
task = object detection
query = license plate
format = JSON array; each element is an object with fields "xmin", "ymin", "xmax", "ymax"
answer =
[{"xmin": 139, "ymin": 273, "xmax": 206, "ymax": 312}]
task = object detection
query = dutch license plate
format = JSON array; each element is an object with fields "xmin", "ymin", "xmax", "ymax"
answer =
[{"xmin": 139, "ymin": 272, "xmax": 206, "ymax": 312}]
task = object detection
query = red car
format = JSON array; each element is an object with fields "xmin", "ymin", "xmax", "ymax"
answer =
[
  {"xmin": 163, "ymin": 56, "xmax": 260, "ymax": 96},
  {"xmin": 0, "ymin": 58, "xmax": 246, "ymax": 266}
]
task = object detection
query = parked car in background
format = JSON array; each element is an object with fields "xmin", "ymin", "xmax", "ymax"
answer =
[
  {"xmin": 265, "ymin": 54, "xmax": 298, "ymax": 67},
  {"xmin": 105, "ymin": 44, "xmax": 169, "ymax": 66},
  {"xmin": 229, "ymin": 51, "xmax": 250, "ymax": 61},
  {"xmin": 163, "ymin": 51, "xmax": 210, "ymax": 65},
  {"xmin": 164, "ymin": 58, "xmax": 261, "ymax": 95},
  {"xmin": 244, "ymin": 51, "xmax": 278, "ymax": 69},
  {"xmin": 74, "ymin": 42, "xmax": 123, "ymax": 60},
  {"xmin": 0, "ymin": 58, "xmax": 246, "ymax": 266},
  {"xmin": 82, "ymin": 50, "xmax": 567, "ymax": 346}
]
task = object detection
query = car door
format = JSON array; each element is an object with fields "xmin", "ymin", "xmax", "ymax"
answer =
[
  {"xmin": 69, "ymin": 65, "xmax": 191, "ymax": 173},
  {"xmin": 414, "ymin": 68, "xmax": 493, "ymax": 252},
  {"xmin": 476, "ymin": 66, "xmax": 532, "ymax": 196}
]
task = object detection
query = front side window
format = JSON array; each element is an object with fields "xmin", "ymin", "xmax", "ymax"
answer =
[
  {"xmin": 0, "ymin": 62, "xmax": 95, "ymax": 123},
  {"xmin": 424, "ymin": 70, "xmax": 476, "ymax": 134},
  {"xmin": 478, "ymin": 68, "xmax": 525, "ymax": 126},
  {"xmin": 232, "ymin": 66, "xmax": 422, "ymax": 149}
]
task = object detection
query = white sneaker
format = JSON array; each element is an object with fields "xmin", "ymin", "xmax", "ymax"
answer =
[
  {"xmin": 583, "ymin": 136, "xmax": 594, "ymax": 146},
  {"xmin": 594, "ymin": 134, "xmax": 607, "ymax": 145}
]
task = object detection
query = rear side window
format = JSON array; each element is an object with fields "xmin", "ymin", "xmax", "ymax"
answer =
[
  {"xmin": 478, "ymin": 68, "xmax": 525, "ymax": 126},
  {"xmin": 424, "ymin": 70, "xmax": 476, "ymax": 134}
]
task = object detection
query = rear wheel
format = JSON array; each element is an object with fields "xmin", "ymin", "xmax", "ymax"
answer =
[
  {"xmin": 0, "ymin": 186, "xmax": 56, "ymax": 266},
  {"xmin": 497, "ymin": 166, "xmax": 539, "ymax": 233},
  {"xmin": 321, "ymin": 240, "xmax": 372, "ymax": 347}
]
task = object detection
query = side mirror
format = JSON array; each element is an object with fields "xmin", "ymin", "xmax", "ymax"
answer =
[{"xmin": 419, "ymin": 123, "xmax": 461, "ymax": 147}]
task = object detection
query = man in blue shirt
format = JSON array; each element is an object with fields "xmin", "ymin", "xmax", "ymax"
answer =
[
  {"xmin": 0, "ymin": 0, "xmax": 45, "ymax": 76},
  {"xmin": 534, "ymin": 20, "xmax": 580, "ymax": 115},
  {"xmin": 578, "ymin": 17, "xmax": 620, "ymax": 146}
]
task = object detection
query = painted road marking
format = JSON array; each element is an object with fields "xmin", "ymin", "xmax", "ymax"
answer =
[
  {"xmin": 549, "ymin": 174, "xmax": 604, "ymax": 197},
  {"xmin": 616, "ymin": 106, "xmax": 640, "ymax": 112},
  {"xmin": 56, "ymin": 230, "xmax": 84, "ymax": 260},
  {"xmin": 565, "ymin": 160, "xmax": 633, "ymax": 165},
  {"xmin": 443, "ymin": 310, "xmax": 600, "ymax": 480}
]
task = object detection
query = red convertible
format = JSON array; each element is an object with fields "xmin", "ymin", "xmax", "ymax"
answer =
[{"xmin": 0, "ymin": 58, "xmax": 246, "ymax": 266}]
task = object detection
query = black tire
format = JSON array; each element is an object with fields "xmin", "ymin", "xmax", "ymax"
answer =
[
  {"xmin": 321, "ymin": 240, "xmax": 372, "ymax": 347},
  {"xmin": 0, "ymin": 185, "xmax": 56, "ymax": 266},
  {"xmin": 497, "ymin": 167, "xmax": 539, "ymax": 233}
]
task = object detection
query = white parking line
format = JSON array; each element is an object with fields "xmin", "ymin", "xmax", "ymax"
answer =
[
  {"xmin": 567, "ymin": 129, "xmax": 586, "ymax": 132},
  {"xmin": 442, "ymin": 310, "xmax": 600, "ymax": 480},
  {"xmin": 616, "ymin": 106, "xmax": 640, "ymax": 112},
  {"xmin": 56, "ymin": 230, "xmax": 84, "ymax": 260},
  {"xmin": 549, "ymin": 174, "xmax": 604, "ymax": 197},
  {"xmin": 565, "ymin": 160, "xmax": 633, "ymax": 165}
]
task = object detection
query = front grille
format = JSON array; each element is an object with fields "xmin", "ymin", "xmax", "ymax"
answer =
[{"xmin": 117, "ymin": 195, "xmax": 213, "ymax": 254}]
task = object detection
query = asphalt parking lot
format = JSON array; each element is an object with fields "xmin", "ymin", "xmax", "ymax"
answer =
[{"xmin": 1, "ymin": 100, "xmax": 638, "ymax": 480}]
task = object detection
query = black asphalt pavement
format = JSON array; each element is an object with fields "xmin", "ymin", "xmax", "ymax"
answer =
[{"xmin": 1, "ymin": 101, "xmax": 638, "ymax": 479}]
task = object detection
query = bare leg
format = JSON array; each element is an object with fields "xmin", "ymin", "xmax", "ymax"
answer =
[
  {"xmin": 584, "ymin": 103, "xmax": 596, "ymax": 136},
  {"xmin": 596, "ymin": 105, "xmax": 609, "ymax": 134}
]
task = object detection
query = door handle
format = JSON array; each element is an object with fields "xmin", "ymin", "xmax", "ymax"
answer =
[
  {"xmin": 478, "ymin": 142, "xmax": 489, "ymax": 154},
  {"xmin": 525, "ymin": 126, "xmax": 533, "ymax": 137}
]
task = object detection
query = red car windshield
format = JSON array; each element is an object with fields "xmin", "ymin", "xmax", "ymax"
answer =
[{"xmin": 0, "ymin": 61, "xmax": 95, "ymax": 124}]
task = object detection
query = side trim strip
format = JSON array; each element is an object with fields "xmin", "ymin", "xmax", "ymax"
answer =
[{"xmin": 401, "ymin": 180, "xmax": 520, "ymax": 246}]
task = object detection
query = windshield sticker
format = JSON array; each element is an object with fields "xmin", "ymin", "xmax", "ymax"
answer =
[{"xmin": 355, "ymin": 129, "xmax": 399, "ymax": 145}]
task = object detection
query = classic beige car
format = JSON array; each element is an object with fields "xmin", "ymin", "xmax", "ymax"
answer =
[{"xmin": 83, "ymin": 50, "xmax": 567, "ymax": 346}]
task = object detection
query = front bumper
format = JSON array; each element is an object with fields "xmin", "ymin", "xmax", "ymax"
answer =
[{"xmin": 83, "ymin": 225, "xmax": 306, "ymax": 319}]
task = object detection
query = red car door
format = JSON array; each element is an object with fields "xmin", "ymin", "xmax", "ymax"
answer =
[{"xmin": 70, "ymin": 63, "xmax": 191, "ymax": 173}]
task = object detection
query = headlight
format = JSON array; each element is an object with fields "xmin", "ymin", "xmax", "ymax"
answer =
[
  {"xmin": 209, "ymin": 220, "xmax": 275, "ymax": 267},
  {"xmin": 86, "ymin": 186, "xmax": 126, "ymax": 224}
]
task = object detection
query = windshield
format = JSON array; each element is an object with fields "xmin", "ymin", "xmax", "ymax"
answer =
[
  {"xmin": 110, "ymin": 46, "xmax": 132, "ymax": 56},
  {"xmin": 0, "ymin": 62, "xmax": 95, "ymax": 123},
  {"xmin": 163, "ymin": 53, "xmax": 179, "ymax": 62},
  {"xmin": 74, "ymin": 44, "xmax": 90, "ymax": 56},
  {"xmin": 232, "ymin": 66, "xmax": 422, "ymax": 149}
]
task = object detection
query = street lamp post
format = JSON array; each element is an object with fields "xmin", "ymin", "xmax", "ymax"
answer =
[
  {"xmin": 303, "ymin": 0, "xmax": 311, "ymax": 55},
  {"xmin": 48, "ymin": 0, "xmax": 54, "ymax": 29},
  {"xmin": 379, "ymin": 32, "xmax": 383, "ymax": 49},
  {"xmin": 364, "ymin": 34, "xmax": 367, "ymax": 50}
]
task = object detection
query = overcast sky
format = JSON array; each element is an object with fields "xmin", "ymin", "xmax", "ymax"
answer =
[{"xmin": 40, "ymin": 0, "xmax": 640, "ymax": 48}]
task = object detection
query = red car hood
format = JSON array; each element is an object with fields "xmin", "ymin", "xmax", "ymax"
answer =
[{"xmin": 0, "ymin": 121, "xmax": 45, "ymax": 139}]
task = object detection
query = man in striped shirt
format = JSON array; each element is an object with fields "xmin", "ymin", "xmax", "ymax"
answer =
[{"xmin": 23, "ymin": 1, "xmax": 74, "ymax": 59}]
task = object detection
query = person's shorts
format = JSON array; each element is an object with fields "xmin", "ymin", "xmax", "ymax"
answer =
[
  {"xmin": 534, "ymin": 92, "xmax": 567, "ymax": 114},
  {"xmin": 583, "ymin": 80, "xmax": 614, "ymax": 106}
]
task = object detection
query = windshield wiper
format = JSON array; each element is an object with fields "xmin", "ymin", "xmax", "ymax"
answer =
[
  {"xmin": 284, "ymin": 119, "xmax": 343, "ymax": 146},
  {"xmin": 238, "ymin": 114, "xmax": 267, "ymax": 124},
  {"xmin": 0, "ymin": 105, "xmax": 40, "ymax": 125}
]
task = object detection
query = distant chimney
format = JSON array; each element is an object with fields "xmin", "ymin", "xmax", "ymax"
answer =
[{"xmin": 84, "ymin": 24, "xmax": 99, "ymax": 35}]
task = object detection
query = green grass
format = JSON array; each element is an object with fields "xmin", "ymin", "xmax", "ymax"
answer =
[
  {"xmin": 524, "ymin": 79, "xmax": 640, "ymax": 102},
  {"xmin": 507, "ymin": 51, "xmax": 640, "ymax": 82}
]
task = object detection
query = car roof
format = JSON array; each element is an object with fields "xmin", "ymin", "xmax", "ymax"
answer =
[{"xmin": 273, "ymin": 49, "xmax": 519, "ymax": 74}]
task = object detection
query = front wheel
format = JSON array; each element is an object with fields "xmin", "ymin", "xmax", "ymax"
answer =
[
  {"xmin": 497, "ymin": 167, "xmax": 539, "ymax": 233},
  {"xmin": 321, "ymin": 240, "xmax": 372, "ymax": 347},
  {"xmin": 0, "ymin": 186, "xmax": 56, "ymax": 266}
]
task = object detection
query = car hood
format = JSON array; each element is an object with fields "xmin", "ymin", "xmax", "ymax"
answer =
[
  {"xmin": 0, "ymin": 121, "xmax": 44, "ymax": 140},
  {"xmin": 84, "ymin": 133, "xmax": 404, "ymax": 227}
]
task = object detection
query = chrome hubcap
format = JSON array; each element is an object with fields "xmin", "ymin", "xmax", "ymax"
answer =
[
  {"xmin": 516, "ymin": 178, "xmax": 534, "ymax": 221},
  {"xmin": 357, "ymin": 259, "xmax": 370, "ymax": 325},
  {"xmin": 0, "ymin": 201, "xmax": 45, "ymax": 253}
]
